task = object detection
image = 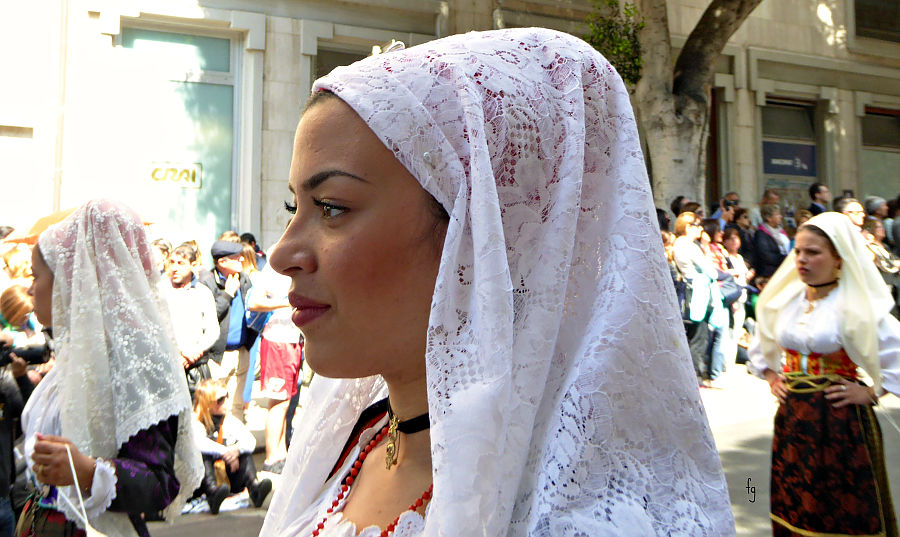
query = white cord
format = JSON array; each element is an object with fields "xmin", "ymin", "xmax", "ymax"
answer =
[{"xmin": 57, "ymin": 445, "xmax": 107, "ymax": 537}]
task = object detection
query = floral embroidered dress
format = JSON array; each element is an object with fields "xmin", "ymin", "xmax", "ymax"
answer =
[{"xmin": 749, "ymin": 279, "xmax": 900, "ymax": 536}]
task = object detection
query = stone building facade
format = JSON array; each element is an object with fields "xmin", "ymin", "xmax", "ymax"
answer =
[{"xmin": 1, "ymin": 0, "xmax": 898, "ymax": 251}]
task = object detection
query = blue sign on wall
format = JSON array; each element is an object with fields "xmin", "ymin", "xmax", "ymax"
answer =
[{"xmin": 762, "ymin": 141, "xmax": 817, "ymax": 177}]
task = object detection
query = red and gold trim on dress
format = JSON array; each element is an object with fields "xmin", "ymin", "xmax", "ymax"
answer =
[
  {"xmin": 782, "ymin": 349, "xmax": 859, "ymax": 393},
  {"xmin": 770, "ymin": 513, "xmax": 886, "ymax": 537}
]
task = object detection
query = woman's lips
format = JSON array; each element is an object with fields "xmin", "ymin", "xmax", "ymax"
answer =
[
  {"xmin": 291, "ymin": 307, "xmax": 330, "ymax": 327},
  {"xmin": 288, "ymin": 294, "xmax": 330, "ymax": 328}
]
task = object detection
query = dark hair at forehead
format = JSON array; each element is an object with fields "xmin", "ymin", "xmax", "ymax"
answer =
[
  {"xmin": 701, "ymin": 218, "xmax": 720, "ymax": 238},
  {"xmin": 172, "ymin": 243, "xmax": 199, "ymax": 264},
  {"xmin": 833, "ymin": 197, "xmax": 859, "ymax": 214},
  {"xmin": 303, "ymin": 90, "xmax": 340, "ymax": 115},
  {"xmin": 797, "ymin": 224, "xmax": 839, "ymax": 256}
]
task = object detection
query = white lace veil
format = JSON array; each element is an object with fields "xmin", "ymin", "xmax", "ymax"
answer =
[
  {"xmin": 35, "ymin": 199, "xmax": 202, "ymax": 531},
  {"xmin": 262, "ymin": 28, "xmax": 733, "ymax": 536},
  {"xmin": 756, "ymin": 212, "xmax": 894, "ymax": 392}
]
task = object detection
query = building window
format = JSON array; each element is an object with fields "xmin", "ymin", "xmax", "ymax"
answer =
[
  {"xmin": 860, "ymin": 108, "xmax": 900, "ymax": 200},
  {"xmin": 316, "ymin": 49, "xmax": 367, "ymax": 80},
  {"xmin": 119, "ymin": 27, "xmax": 237, "ymax": 254},
  {"xmin": 761, "ymin": 101, "xmax": 818, "ymax": 219},
  {"xmin": 855, "ymin": 0, "xmax": 900, "ymax": 43}
]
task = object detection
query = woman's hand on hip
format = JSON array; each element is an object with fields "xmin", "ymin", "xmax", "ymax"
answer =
[
  {"xmin": 32, "ymin": 433, "xmax": 96, "ymax": 490},
  {"xmin": 764, "ymin": 369, "xmax": 788, "ymax": 404},
  {"xmin": 825, "ymin": 378, "xmax": 876, "ymax": 408}
]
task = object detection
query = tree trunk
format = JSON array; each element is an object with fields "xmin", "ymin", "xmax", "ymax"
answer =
[
  {"xmin": 631, "ymin": 0, "xmax": 762, "ymax": 210},
  {"xmin": 637, "ymin": 92, "xmax": 709, "ymax": 210}
]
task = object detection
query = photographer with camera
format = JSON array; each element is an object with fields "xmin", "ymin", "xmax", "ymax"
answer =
[
  {"xmin": 0, "ymin": 332, "xmax": 35, "ymax": 537},
  {"xmin": 711, "ymin": 192, "xmax": 741, "ymax": 231}
]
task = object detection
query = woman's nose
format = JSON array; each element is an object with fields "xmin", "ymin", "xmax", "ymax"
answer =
[{"xmin": 269, "ymin": 223, "xmax": 317, "ymax": 276}]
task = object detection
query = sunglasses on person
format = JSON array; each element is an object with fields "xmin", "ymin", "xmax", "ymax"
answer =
[{"xmin": 216, "ymin": 396, "xmax": 227, "ymax": 405}]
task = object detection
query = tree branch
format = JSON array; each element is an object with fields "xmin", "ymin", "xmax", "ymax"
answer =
[{"xmin": 672, "ymin": 0, "xmax": 762, "ymax": 104}]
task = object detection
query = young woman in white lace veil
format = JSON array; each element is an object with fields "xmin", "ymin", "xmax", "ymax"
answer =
[
  {"xmin": 262, "ymin": 28, "xmax": 733, "ymax": 537},
  {"xmin": 21, "ymin": 199, "xmax": 202, "ymax": 536}
]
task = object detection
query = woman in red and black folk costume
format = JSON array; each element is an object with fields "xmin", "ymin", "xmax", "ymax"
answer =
[{"xmin": 749, "ymin": 211, "xmax": 899, "ymax": 537}]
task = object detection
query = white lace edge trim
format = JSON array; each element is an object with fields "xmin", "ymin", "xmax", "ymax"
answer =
[{"xmin": 55, "ymin": 457, "xmax": 116, "ymax": 528}]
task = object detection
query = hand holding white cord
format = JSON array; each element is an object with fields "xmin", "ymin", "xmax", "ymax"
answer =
[{"xmin": 58, "ymin": 444, "xmax": 108, "ymax": 537}]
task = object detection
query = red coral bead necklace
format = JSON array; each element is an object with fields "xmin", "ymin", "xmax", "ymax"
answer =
[{"xmin": 311, "ymin": 418, "xmax": 433, "ymax": 537}]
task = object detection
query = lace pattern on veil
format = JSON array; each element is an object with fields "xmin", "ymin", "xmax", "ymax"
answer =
[
  {"xmin": 262, "ymin": 28, "xmax": 734, "ymax": 537},
  {"xmin": 35, "ymin": 199, "xmax": 202, "ymax": 533}
]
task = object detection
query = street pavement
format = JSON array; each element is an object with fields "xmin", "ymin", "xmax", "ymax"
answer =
[
  {"xmin": 701, "ymin": 364, "xmax": 900, "ymax": 537},
  {"xmin": 150, "ymin": 365, "xmax": 900, "ymax": 536}
]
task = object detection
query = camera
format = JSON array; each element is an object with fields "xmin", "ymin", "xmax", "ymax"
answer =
[
  {"xmin": 723, "ymin": 199, "xmax": 739, "ymax": 208},
  {"xmin": 0, "ymin": 343, "xmax": 50, "ymax": 368}
]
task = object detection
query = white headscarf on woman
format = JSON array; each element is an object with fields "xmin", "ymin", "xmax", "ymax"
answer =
[
  {"xmin": 756, "ymin": 211, "xmax": 895, "ymax": 393},
  {"xmin": 25, "ymin": 199, "xmax": 202, "ymax": 534},
  {"xmin": 262, "ymin": 28, "xmax": 733, "ymax": 536}
]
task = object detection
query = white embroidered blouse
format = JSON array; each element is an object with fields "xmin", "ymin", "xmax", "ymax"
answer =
[{"xmin": 748, "ymin": 289, "xmax": 900, "ymax": 396}]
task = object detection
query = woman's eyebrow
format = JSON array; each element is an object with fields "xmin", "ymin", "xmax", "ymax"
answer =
[{"xmin": 295, "ymin": 169, "xmax": 369, "ymax": 193}]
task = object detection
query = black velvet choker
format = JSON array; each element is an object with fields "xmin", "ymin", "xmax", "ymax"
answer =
[
  {"xmin": 384, "ymin": 404, "xmax": 430, "ymax": 469},
  {"xmin": 388, "ymin": 405, "xmax": 431, "ymax": 434},
  {"xmin": 808, "ymin": 279, "xmax": 838, "ymax": 289}
]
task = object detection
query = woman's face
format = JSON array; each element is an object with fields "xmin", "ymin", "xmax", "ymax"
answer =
[
  {"xmin": 724, "ymin": 234, "xmax": 740, "ymax": 254},
  {"xmin": 736, "ymin": 213, "xmax": 750, "ymax": 229},
  {"xmin": 873, "ymin": 221, "xmax": 886, "ymax": 242},
  {"xmin": 765, "ymin": 210, "xmax": 782, "ymax": 228},
  {"xmin": 686, "ymin": 222, "xmax": 701, "ymax": 241},
  {"xmin": 793, "ymin": 229, "xmax": 841, "ymax": 286},
  {"xmin": 210, "ymin": 391, "xmax": 227, "ymax": 417},
  {"xmin": 269, "ymin": 97, "xmax": 445, "ymax": 382},
  {"xmin": 27, "ymin": 247, "xmax": 52, "ymax": 326}
]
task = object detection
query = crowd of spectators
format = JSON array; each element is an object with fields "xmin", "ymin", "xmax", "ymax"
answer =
[
  {"xmin": 660, "ymin": 186, "xmax": 900, "ymax": 387},
  {"xmin": 0, "ymin": 225, "xmax": 296, "ymax": 519},
  {"xmin": 0, "ymin": 183, "xmax": 896, "ymax": 521}
]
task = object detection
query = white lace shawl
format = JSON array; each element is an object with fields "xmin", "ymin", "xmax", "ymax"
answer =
[
  {"xmin": 261, "ymin": 28, "xmax": 734, "ymax": 537},
  {"xmin": 32, "ymin": 199, "xmax": 203, "ymax": 534}
]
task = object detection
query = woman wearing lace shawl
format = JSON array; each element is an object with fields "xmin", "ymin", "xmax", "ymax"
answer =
[
  {"xmin": 262, "ymin": 28, "xmax": 733, "ymax": 537},
  {"xmin": 20, "ymin": 199, "xmax": 203, "ymax": 536},
  {"xmin": 749, "ymin": 212, "xmax": 899, "ymax": 536}
]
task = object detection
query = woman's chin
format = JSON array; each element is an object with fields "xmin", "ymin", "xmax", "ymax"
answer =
[
  {"xmin": 798, "ymin": 273, "xmax": 828, "ymax": 286},
  {"xmin": 304, "ymin": 348, "xmax": 374, "ymax": 380}
]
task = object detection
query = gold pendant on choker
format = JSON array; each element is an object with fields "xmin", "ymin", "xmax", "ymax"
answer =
[{"xmin": 385, "ymin": 413, "xmax": 400, "ymax": 469}]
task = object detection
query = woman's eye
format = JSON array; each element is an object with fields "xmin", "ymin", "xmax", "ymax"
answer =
[
  {"xmin": 283, "ymin": 200, "xmax": 297, "ymax": 215},
  {"xmin": 313, "ymin": 199, "xmax": 347, "ymax": 219}
]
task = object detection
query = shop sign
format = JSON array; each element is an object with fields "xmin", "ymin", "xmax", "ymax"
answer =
[
  {"xmin": 150, "ymin": 163, "xmax": 202, "ymax": 189},
  {"xmin": 762, "ymin": 141, "xmax": 816, "ymax": 177}
]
